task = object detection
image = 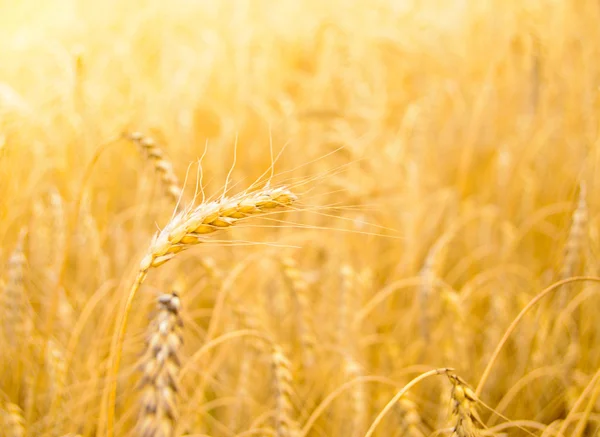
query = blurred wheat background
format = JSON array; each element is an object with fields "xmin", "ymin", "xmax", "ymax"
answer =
[{"xmin": 1, "ymin": 0, "xmax": 600, "ymax": 436}]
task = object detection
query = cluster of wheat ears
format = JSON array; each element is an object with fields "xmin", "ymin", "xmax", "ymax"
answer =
[{"xmin": 2, "ymin": 1, "xmax": 600, "ymax": 436}]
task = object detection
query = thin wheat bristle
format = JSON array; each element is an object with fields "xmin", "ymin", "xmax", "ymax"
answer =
[
  {"xmin": 447, "ymin": 374, "xmax": 482, "ymax": 437},
  {"xmin": 125, "ymin": 131, "xmax": 184, "ymax": 203},
  {"xmin": 137, "ymin": 292, "xmax": 183, "ymax": 437},
  {"xmin": 270, "ymin": 344, "xmax": 299, "ymax": 437}
]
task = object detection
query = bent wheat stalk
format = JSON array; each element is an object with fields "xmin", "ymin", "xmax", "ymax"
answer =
[{"xmin": 103, "ymin": 186, "xmax": 297, "ymax": 437}]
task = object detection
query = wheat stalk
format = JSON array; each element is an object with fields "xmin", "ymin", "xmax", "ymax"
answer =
[
  {"xmin": 137, "ymin": 292, "xmax": 183, "ymax": 437},
  {"xmin": 124, "ymin": 131, "xmax": 183, "ymax": 203},
  {"xmin": 104, "ymin": 186, "xmax": 297, "ymax": 437}
]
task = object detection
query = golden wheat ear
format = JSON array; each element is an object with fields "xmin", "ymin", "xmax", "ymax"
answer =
[
  {"xmin": 397, "ymin": 396, "xmax": 426, "ymax": 437},
  {"xmin": 270, "ymin": 344, "xmax": 300, "ymax": 437},
  {"xmin": 558, "ymin": 182, "xmax": 588, "ymax": 307},
  {"xmin": 140, "ymin": 186, "xmax": 298, "ymax": 270},
  {"xmin": 124, "ymin": 131, "xmax": 184, "ymax": 204},
  {"xmin": 448, "ymin": 374, "xmax": 483, "ymax": 437},
  {"xmin": 4, "ymin": 228, "xmax": 30, "ymax": 347},
  {"xmin": 137, "ymin": 292, "xmax": 183, "ymax": 437},
  {"xmin": 280, "ymin": 256, "xmax": 316, "ymax": 370},
  {"xmin": 1, "ymin": 402, "xmax": 26, "ymax": 437}
]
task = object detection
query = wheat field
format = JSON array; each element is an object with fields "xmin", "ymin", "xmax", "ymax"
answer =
[{"xmin": 1, "ymin": 1, "xmax": 600, "ymax": 436}]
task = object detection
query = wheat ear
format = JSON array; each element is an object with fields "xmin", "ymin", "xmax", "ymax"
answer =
[
  {"xmin": 281, "ymin": 257, "xmax": 316, "ymax": 370},
  {"xmin": 397, "ymin": 396, "xmax": 425, "ymax": 437},
  {"xmin": 338, "ymin": 264, "xmax": 354, "ymax": 349},
  {"xmin": 344, "ymin": 356, "xmax": 367, "ymax": 437},
  {"xmin": 558, "ymin": 182, "xmax": 588, "ymax": 306},
  {"xmin": 3, "ymin": 228, "xmax": 29, "ymax": 347},
  {"xmin": 48, "ymin": 187, "xmax": 66, "ymax": 279},
  {"xmin": 137, "ymin": 292, "xmax": 183, "ymax": 437},
  {"xmin": 104, "ymin": 186, "xmax": 297, "ymax": 437},
  {"xmin": 447, "ymin": 374, "xmax": 482, "ymax": 437},
  {"xmin": 419, "ymin": 237, "xmax": 447, "ymax": 341},
  {"xmin": 2, "ymin": 402, "xmax": 25, "ymax": 437},
  {"xmin": 271, "ymin": 344, "xmax": 299, "ymax": 437},
  {"xmin": 124, "ymin": 131, "xmax": 183, "ymax": 203},
  {"xmin": 46, "ymin": 339, "xmax": 67, "ymax": 435}
]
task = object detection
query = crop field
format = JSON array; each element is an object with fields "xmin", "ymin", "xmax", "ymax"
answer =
[{"xmin": 1, "ymin": 1, "xmax": 600, "ymax": 436}]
